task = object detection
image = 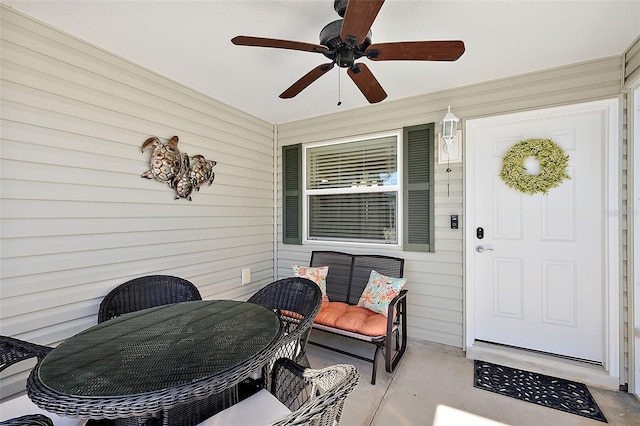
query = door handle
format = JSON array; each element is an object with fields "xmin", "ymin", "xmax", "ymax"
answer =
[{"xmin": 475, "ymin": 245, "xmax": 494, "ymax": 253}]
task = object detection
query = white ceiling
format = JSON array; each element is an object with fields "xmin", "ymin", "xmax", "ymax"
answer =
[{"xmin": 4, "ymin": 0, "xmax": 640, "ymax": 124}]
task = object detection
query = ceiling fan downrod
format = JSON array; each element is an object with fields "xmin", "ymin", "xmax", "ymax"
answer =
[{"xmin": 334, "ymin": 0, "xmax": 349, "ymax": 17}]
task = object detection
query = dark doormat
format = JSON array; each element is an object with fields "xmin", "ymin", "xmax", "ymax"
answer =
[{"xmin": 474, "ymin": 360, "xmax": 607, "ymax": 423}]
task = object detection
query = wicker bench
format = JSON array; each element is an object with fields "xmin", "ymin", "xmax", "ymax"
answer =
[{"xmin": 307, "ymin": 251, "xmax": 407, "ymax": 384}]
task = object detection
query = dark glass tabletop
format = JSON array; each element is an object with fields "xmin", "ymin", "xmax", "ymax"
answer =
[{"xmin": 37, "ymin": 300, "xmax": 282, "ymax": 397}]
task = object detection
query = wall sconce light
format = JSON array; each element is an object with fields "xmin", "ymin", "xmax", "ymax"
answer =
[{"xmin": 438, "ymin": 106, "xmax": 462, "ymax": 165}]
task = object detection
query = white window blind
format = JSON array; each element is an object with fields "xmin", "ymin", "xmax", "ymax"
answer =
[{"xmin": 305, "ymin": 136, "xmax": 399, "ymax": 244}]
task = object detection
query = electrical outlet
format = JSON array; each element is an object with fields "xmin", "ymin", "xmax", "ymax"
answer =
[{"xmin": 241, "ymin": 268, "xmax": 251, "ymax": 285}]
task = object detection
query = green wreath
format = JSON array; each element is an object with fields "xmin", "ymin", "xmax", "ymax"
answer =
[{"xmin": 499, "ymin": 138, "xmax": 570, "ymax": 195}]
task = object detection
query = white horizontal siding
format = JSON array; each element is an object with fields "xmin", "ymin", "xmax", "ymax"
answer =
[
  {"xmin": 276, "ymin": 55, "xmax": 625, "ymax": 348},
  {"xmin": 0, "ymin": 6, "xmax": 274, "ymax": 401}
]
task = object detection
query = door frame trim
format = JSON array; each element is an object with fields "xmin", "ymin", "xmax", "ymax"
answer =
[
  {"xmin": 463, "ymin": 98, "xmax": 621, "ymax": 381},
  {"xmin": 630, "ymin": 81, "xmax": 640, "ymax": 397}
]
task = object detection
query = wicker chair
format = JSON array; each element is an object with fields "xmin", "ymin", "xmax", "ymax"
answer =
[
  {"xmin": 247, "ymin": 277, "xmax": 323, "ymax": 368},
  {"xmin": 198, "ymin": 359, "xmax": 359, "ymax": 426},
  {"xmin": 271, "ymin": 358, "xmax": 360, "ymax": 426},
  {"xmin": 1, "ymin": 336, "xmax": 52, "ymax": 373},
  {"xmin": 98, "ymin": 275, "xmax": 202, "ymax": 323},
  {"xmin": 0, "ymin": 336, "xmax": 54, "ymax": 426},
  {"xmin": 0, "ymin": 414, "xmax": 54, "ymax": 426}
]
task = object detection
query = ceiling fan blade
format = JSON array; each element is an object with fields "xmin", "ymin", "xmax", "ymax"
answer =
[
  {"xmin": 340, "ymin": 0, "xmax": 385, "ymax": 46},
  {"xmin": 366, "ymin": 40, "xmax": 465, "ymax": 61},
  {"xmin": 232, "ymin": 36, "xmax": 329, "ymax": 54},
  {"xmin": 280, "ymin": 63, "xmax": 335, "ymax": 99},
  {"xmin": 347, "ymin": 63, "xmax": 387, "ymax": 103}
]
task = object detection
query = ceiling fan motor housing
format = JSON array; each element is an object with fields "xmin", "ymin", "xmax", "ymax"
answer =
[{"xmin": 320, "ymin": 19, "xmax": 371, "ymax": 67}]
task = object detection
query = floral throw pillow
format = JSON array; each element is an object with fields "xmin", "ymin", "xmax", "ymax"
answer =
[
  {"xmin": 292, "ymin": 263, "xmax": 329, "ymax": 302},
  {"xmin": 357, "ymin": 270, "xmax": 406, "ymax": 317}
]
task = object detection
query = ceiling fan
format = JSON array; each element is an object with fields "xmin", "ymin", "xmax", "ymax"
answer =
[{"xmin": 231, "ymin": 0, "xmax": 465, "ymax": 104}]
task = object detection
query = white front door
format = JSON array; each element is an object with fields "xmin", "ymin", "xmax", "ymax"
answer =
[{"xmin": 465, "ymin": 100, "xmax": 619, "ymax": 367}]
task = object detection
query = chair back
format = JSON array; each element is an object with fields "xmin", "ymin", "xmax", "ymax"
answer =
[
  {"xmin": 0, "ymin": 337, "xmax": 55, "ymax": 426},
  {"xmin": 269, "ymin": 358, "xmax": 360, "ymax": 426},
  {"xmin": 0, "ymin": 414, "xmax": 54, "ymax": 426},
  {"xmin": 1, "ymin": 336, "xmax": 52, "ymax": 373},
  {"xmin": 247, "ymin": 277, "xmax": 322, "ymax": 364},
  {"xmin": 98, "ymin": 275, "xmax": 202, "ymax": 323}
]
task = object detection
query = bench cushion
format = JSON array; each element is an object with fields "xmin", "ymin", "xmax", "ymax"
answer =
[{"xmin": 314, "ymin": 302, "xmax": 387, "ymax": 337}]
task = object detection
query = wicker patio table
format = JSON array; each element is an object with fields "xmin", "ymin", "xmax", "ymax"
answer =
[{"xmin": 27, "ymin": 300, "xmax": 283, "ymax": 425}]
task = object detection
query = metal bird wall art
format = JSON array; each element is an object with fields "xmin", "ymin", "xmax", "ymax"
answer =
[{"xmin": 141, "ymin": 135, "xmax": 217, "ymax": 201}]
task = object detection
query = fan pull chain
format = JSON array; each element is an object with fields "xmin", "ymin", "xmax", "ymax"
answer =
[{"xmin": 337, "ymin": 68, "xmax": 342, "ymax": 106}]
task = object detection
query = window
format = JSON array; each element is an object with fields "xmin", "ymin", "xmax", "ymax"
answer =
[
  {"xmin": 282, "ymin": 123, "xmax": 434, "ymax": 251},
  {"xmin": 305, "ymin": 135, "xmax": 399, "ymax": 245}
]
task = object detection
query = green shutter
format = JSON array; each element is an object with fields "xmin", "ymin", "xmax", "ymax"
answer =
[
  {"xmin": 282, "ymin": 144, "xmax": 302, "ymax": 244},
  {"xmin": 403, "ymin": 123, "xmax": 434, "ymax": 252}
]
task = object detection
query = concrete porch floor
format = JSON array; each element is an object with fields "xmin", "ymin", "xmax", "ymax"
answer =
[{"xmin": 306, "ymin": 336, "xmax": 640, "ymax": 426}]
